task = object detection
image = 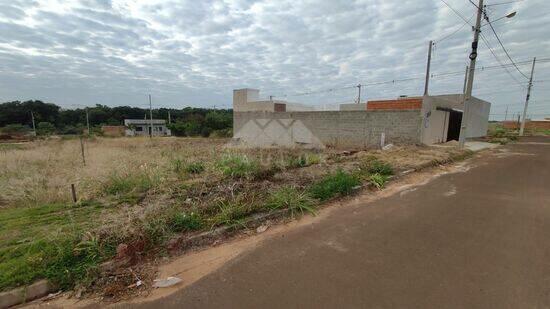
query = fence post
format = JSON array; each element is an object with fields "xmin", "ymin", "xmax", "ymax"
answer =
[{"xmin": 71, "ymin": 184, "xmax": 77, "ymax": 203}]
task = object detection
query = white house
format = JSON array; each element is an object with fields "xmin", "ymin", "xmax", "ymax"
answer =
[{"xmin": 124, "ymin": 119, "xmax": 171, "ymax": 137}]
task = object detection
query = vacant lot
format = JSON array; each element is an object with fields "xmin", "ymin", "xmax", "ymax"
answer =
[{"xmin": 0, "ymin": 137, "xmax": 470, "ymax": 293}]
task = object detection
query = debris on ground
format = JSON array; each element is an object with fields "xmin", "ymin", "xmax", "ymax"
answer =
[
  {"xmin": 152, "ymin": 277, "xmax": 183, "ymax": 288},
  {"xmin": 382, "ymin": 143, "xmax": 394, "ymax": 150},
  {"xmin": 256, "ymin": 225, "xmax": 269, "ymax": 233}
]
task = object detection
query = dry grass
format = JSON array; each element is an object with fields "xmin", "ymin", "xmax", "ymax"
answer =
[{"xmin": 0, "ymin": 137, "xmax": 472, "ymax": 292}]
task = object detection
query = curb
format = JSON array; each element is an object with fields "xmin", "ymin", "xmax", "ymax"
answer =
[{"xmin": 0, "ymin": 280, "xmax": 54, "ymax": 309}]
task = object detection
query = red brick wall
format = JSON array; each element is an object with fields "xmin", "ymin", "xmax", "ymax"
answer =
[
  {"xmin": 502, "ymin": 120, "xmax": 550, "ymax": 130},
  {"xmin": 101, "ymin": 126, "xmax": 125, "ymax": 137},
  {"xmin": 367, "ymin": 98, "xmax": 423, "ymax": 110}
]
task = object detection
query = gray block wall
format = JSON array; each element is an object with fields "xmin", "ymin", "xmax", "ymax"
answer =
[{"xmin": 233, "ymin": 110, "xmax": 422, "ymax": 149}]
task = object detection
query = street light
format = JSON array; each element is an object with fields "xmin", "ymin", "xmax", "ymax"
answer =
[{"xmin": 481, "ymin": 11, "xmax": 516, "ymax": 26}]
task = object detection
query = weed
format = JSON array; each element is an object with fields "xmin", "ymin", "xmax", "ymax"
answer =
[
  {"xmin": 266, "ymin": 186, "xmax": 316, "ymax": 216},
  {"xmin": 285, "ymin": 153, "xmax": 321, "ymax": 168},
  {"xmin": 308, "ymin": 170, "xmax": 361, "ymax": 201},
  {"xmin": 209, "ymin": 198, "xmax": 261, "ymax": 228},
  {"xmin": 170, "ymin": 211, "xmax": 204, "ymax": 232},
  {"xmin": 184, "ymin": 162, "xmax": 205, "ymax": 174},
  {"xmin": 369, "ymin": 173, "xmax": 389, "ymax": 189},
  {"xmin": 361, "ymin": 156, "xmax": 394, "ymax": 176},
  {"xmin": 103, "ymin": 172, "xmax": 152, "ymax": 196},
  {"xmin": 216, "ymin": 154, "xmax": 260, "ymax": 178}
]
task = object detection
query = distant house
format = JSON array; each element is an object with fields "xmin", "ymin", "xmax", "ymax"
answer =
[{"xmin": 124, "ymin": 119, "xmax": 171, "ymax": 137}]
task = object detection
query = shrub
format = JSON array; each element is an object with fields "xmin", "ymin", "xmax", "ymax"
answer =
[
  {"xmin": 37, "ymin": 122, "xmax": 55, "ymax": 136},
  {"xmin": 266, "ymin": 186, "xmax": 316, "ymax": 216},
  {"xmin": 1, "ymin": 124, "xmax": 31, "ymax": 134},
  {"xmin": 369, "ymin": 173, "xmax": 389, "ymax": 189},
  {"xmin": 308, "ymin": 170, "xmax": 360, "ymax": 201},
  {"xmin": 216, "ymin": 154, "xmax": 260, "ymax": 178}
]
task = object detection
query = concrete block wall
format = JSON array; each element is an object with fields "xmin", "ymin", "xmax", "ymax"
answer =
[
  {"xmin": 233, "ymin": 110, "xmax": 422, "ymax": 149},
  {"xmin": 367, "ymin": 98, "xmax": 423, "ymax": 110}
]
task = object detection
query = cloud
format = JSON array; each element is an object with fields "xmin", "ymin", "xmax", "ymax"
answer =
[{"xmin": 0, "ymin": 0, "xmax": 548, "ymax": 117}]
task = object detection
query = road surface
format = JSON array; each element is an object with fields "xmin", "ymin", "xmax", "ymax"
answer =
[{"xmin": 129, "ymin": 137, "xmax": 550, "ymax": 308}]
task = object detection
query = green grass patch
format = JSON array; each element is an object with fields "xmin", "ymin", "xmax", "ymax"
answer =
[
  {"xmin": 0, "ymin": 201, "xmax": 110, "ymax": 291},
  {"xmin": 308, "ymin": 170, "xmax": 361, "ymax": 201},
  {"xmin": 215, "ymin": 154, "xmax": 260, "ymax": 178},
  {"xmin": 103, "ymin": 172, "xmax": 153, "ymax": 204},
  {"xmin": 285, "ymin": 153, "xmax": 321, "ymax": 168},
  {"xmin": 169, "ymin": 211, "xmax": 204, "ymax": 232},
  {"xmin": 209, "ymin": 198, "xmax": 261, "ymax": 228},
  {"xmin": 266, "ymin": 186, "xmax": 316, "ymax": 216}
]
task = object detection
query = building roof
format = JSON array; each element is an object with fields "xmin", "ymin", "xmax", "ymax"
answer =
[{"xmin": 124, "ymin": 119, "xmax": 166, "ymax": 125}]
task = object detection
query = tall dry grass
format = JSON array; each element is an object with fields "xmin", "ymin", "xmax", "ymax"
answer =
[{"xmin": 0, "ymin": 137, "xmax": 227, "ymax": 208}]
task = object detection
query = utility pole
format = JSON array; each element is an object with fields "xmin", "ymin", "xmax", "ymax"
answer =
[
  {"xmin": 30, "ymin": 111, "xmax": 36, "ymax": 136},
  {"xmin": 424, "ymin": 40, "xmax": 433, "ymax": 96},
  {"xmin": 462, "ymin": 66, "xmax": 469, "ymax": 94},
  {"xmin": 149, "ymin": 94, "xmax": 153, "ymax": 139},
  {"xmin": 519, "ymin": 57, "xmax": 536, "ymax": 136},
  {"xmin": 458, "ymin": 0, "xmax": 484, "ymax": 149},
  {"xmin": 168, "ymin": 110, "xmax": 171, "ymax": 124},
  {"xmin": 85, "ymin": 107, "xmax": 90, "ymax": 135},
  {"xmin": 357, "ymin": 84, "xmax": 362, "ymax": 104}
]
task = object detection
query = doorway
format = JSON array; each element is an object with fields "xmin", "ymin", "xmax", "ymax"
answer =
[{"xmin": 446, "ymin": 110, "xmax": 462, "ymax": 142}]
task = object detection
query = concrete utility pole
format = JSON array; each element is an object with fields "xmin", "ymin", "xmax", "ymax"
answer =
[
  {"xmin": 519, "ymin": 57, "xmax": 536, "ymax": 136},
  {"xmin": 458, "ymin": 0, "xmax": 484, "ymax": 149},
  {"xmin": 462, "ymin": 65, "xmax": 469, "ymax": 94},
  {"xmin": 424, "ymin": 40, "xmax": 433, "ymax": 96},
  {"xmin": 357, "ymin": 84, "xmax": 362, "ymax": 104},
  {"xmin": 149, "ymin": 94, "xmax": 153, "ymax": 138},
  {"xmin": 168, "ymin": 110, "xmax": 171, "ymax": 124},
  {"xmin": 85, "ymin": 107, "xmax": 90, "ymax": 135},
  {"xmin": 30, "ymin": 111, "xmax": 36, "ymax": 136}
]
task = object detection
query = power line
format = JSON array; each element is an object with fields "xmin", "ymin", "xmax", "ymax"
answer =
[
  {"xmin": 439, "ymin": 0, "xmax": 472, "ymax": 24},
  {"xmin": 434, "ymin": 13, "xmax": 475, "ymax": 43},
  {"xmin": 480, "ymin": 32, "xmax": 526, "ymax": 88},
  {"xmin": 484, "ymin": 14, "xmax": 530, "ymax": 79},
  {"xmin": 485, "ymin": 0, "xmax": 525, "ymax": 7}
]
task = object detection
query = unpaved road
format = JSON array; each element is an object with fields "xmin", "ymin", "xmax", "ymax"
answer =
[{"xmin": 122, "ymin": 137, "xmax": 550, "ymax": 308}]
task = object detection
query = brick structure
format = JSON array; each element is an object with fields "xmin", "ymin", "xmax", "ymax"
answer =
[
  {"xmin": 367, "ymin": 98, "xmax": 423, "ymax": 111},
  {"xmin": 502, "ymin": 120, "xmax": 550, "ymax": 130},
  {"xmin": 101, "ymin": 126, "xmax": 125, "ymax": 137}
]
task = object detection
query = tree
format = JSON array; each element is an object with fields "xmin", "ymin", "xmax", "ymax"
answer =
[{"xmin": 36, "ymin": 122, "xmax": 55, "ymax": 135}]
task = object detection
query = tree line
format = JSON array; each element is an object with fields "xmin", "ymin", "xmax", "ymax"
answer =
[{"xmin": 0, "ymin": 100, "xmax": 233, "ymax": 137}]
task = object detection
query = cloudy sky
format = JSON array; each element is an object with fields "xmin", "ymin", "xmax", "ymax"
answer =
[{"xmin": 0, "ymin": 0, "xmax": 549, "ymax": 119}]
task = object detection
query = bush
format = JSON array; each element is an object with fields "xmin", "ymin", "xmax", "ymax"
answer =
[
  {"xmin": 308, "ymin": 170, "xmax": 361, "ymax": 201},
  {"xmin": 36, "ymin": 122, "xmax": 55, "ymax": 135},
  {"xmin": 216, "ymin": 154, "xmax": 260, "ymax": 178},
  {"xmin": 266, "ymin": 186, "xmax": 316, "ymax": 216},
  {"xmin": 1, "ymin": 124, "xmax": 31, "ymax": 134}
]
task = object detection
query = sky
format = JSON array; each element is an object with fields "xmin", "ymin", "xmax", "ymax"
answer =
[{"xmin": 0, "ymin": 0, "xmax": 549, "ymax": 119}]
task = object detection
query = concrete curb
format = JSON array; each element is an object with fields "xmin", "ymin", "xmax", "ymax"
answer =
[{"xmin": 0, "ymin": 280, "xmax": 54, "ymax": 309}]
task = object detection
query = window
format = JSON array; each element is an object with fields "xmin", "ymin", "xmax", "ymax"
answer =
[{"xmin": 135, "ymin": 126, "xmax": 143, "ymax": 131}]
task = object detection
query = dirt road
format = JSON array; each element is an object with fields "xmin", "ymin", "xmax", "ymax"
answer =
[{"xmin": 126, "ymin": 137, "xmax": 550, "ymax": 308}]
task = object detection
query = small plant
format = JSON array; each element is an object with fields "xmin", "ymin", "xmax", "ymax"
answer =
[
  {"xmin": 103, "ymin": 172, "xmax": 152, "ymax": 196},
  {"xmin": 285, "ymin": 153, "xmax": 321, "ymax": 168},
  {"xmin": 266, "ymin": 186, "xmax": 316, "ymax": 216},
  {"xmin": 361, "ymin": 156, "xmax": 394, "ymax": 176},
  {"xmin": 216, "ymin": 154, "xmax": 260, "ymax": 178},
  {"xmin": 184, "ymin": 162, "xmax": 205, "ymax": 174},
  {"xmin": 170, "ymin": 211, "xmax": 204, "ymax": 232},
  {"xmin": 210, "ymin": 199, "xmax": 259, "ymax": 228},
  {"xmin": 369, "ymin": 173, "xmax": 389, "ymax": 189},
  {"xmin": 308, "ymin": 170, "xmax": 361, "ymax": 201}
]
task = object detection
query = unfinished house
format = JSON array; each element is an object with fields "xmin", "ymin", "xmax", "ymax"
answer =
[
  {"xmin": 232, "ymin": 88, "xmax": 490, "ymax": 149},
  {"xmin": 124, "ymin": 119, "xmax": 171, "ymax": 137}
]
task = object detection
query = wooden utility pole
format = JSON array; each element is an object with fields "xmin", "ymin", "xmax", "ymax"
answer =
[
  {"xmin": 86, "ymin": 107, "xmax": 90, "ymax": 135},
  {"xmin": 424, "ymin": 40, "xmax": 433, "ymax": 96},
  {"xmin": 79, "ymin": 136, "xmax": 86, "ymax": 165},
  {"xmin": 149, "ymin": 94, "xmax": 153, "ymax": 138},
  {"xmin": 519, "ymin": 57, "xmax": 536, "ymax": 136},
  {"xmin": 458, "ymin": 0, "xmax": 484, "ymax": 149}
]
